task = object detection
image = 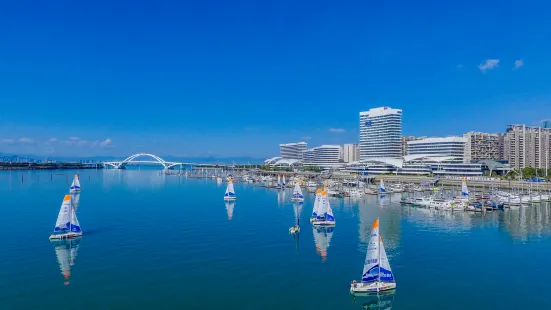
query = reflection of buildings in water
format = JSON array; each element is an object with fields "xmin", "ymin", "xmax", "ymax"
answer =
[
  {"xmin": 101, "ymin": 170, "xmax": 167, "ymax": 189},
  {"xmin": 358, "ymin": 198, "xmax": 401, "ymax": 251},
  {"xmin": 500, "ymin": 203, "xmax": 551, "ymax": 240},
  {"xmin": 225, "ymin": 201, "xmax": 235, "ymax": 220},
  {"xmin": 313, "ymin": 226, "xmax": 334, "ymax": 261},
  {"xmin": 53, "ymin": 238, "xmax": 81, "ymax": 286}
]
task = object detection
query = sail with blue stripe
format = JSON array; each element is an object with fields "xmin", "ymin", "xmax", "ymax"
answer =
[
  {"xmin": 461, "ymin": 180, "xmax": 469, "ymax": 197},
  {"xmin": 380, "ymin": 179, "xmax": 386, "ymax": 193},
  {"xmin": 292, "ymin": 182, "xmax": 304, "ymax": 199},
  {"xmin": 282, "ymin": 175, "xmax": 286, "ymax": 187},
  {"xmin": 70, "ymin": 175, "xmax": 81, "ymax": 193},
  {"xmin": 54, "ymin": 195, "xmax": 72, "ymax": 233},
  {"xmin": 361, "ymin": 218, "xmax": 394, "ymax": 284},
  {"xmin": 224, "ymin": 179, "xmax": 236, "ymax": 199},
  {"xmin": 323, "ymin": 191, "xmax": 335, "ymax": 222},
  {"xmin": 311, "ymin": 189, "xmax": 322, "ymax": 218}
]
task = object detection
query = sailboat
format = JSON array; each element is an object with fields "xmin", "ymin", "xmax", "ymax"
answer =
[
  {"xmin": 379, "ymin": 179, "xmax": 386, "ymax": 196},
  {"xmin": 282, "ymin": 175, "xmax": 286, "ymax": 188},
  {"xmin": 224, "ymin": 178, "xmax": 236, "ymax": 200},
  {"xmin": 53, "ymin": 238, "xmax": 81, "ymax": 285},
  {"xmin": 289, "ymin": 202, "xmax": 302, "ymax": 234},
  {"xmin": 350, "ymin": 218, "xmax": 396, "ymax": 294},
  {"xmin": 277, "ymin": 175, "xmax": 282, "ymax": 188},
  {"xmin": 49, "ymin": 195, "xmax": 82, "ymax": 240},
  {"xmin": 225, "ymin": 200, "xmax": 235, "ymax": 220},
  {"xmin": 291, "ymin": 181, "xmax": 305, "ymax": 202},
  {"xmin": 313, "ymin": 225, "xmax": 334, "ymax": 261},
  {"xmin": 310, "ymin": 189, "xmax": 323, "ymax": 223},
  {"xmin": 312, "ymin": 190, "xmax": 336, "ymax": 226},
  {"xmin": 70, "ymin": 174, "xmax": 81, "ymax": 193}
]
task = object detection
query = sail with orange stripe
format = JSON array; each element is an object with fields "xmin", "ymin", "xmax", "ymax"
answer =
[{"xmin": 361, "ymin": 218, "xmax": 394, "ymax": 283}]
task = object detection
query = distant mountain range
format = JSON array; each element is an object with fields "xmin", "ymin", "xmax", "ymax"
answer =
[{"xmin": 0, "ymin": 152, "xmax": 266, "ymax": 164}]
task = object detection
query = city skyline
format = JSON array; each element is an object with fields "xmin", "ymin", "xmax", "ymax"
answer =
[{"xmin": 1, "ymin": 1, "xmax": 550, "ymax": 158}]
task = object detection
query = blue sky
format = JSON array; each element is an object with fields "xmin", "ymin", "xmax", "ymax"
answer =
[{"xmin": 0, "ymin": 0, "xmax": 550, "ymax": 158}]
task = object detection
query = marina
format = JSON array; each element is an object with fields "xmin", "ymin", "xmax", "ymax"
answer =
[{"xmin": 2, "ymin": 169, "xmax": 551, "ymax": 309}]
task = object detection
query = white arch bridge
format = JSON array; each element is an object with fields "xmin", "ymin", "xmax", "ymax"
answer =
[{"xmin": 103, "ymin": 153, "xmax": 184, "ymax": 169}]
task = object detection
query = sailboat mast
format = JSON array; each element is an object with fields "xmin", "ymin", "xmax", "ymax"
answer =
[{"xmin": 377, "ymin": 217, "xmax": 381, "ymax": 292}]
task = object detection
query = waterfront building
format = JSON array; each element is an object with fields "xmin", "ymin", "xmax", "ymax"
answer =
[
  {"xmin": 503, "ymin": 124, "xmax": 551, "ymax": 170},
  {"xmin": 345, "ymin": 154, "xmax": 483, "ymax": 176},
  {"xmin": 360, "ymin": 107, "xmax": 402, "ymax": 159},
  {"xmin": 463, "ymin": 131, "xmax": 504, "ymax": 161},
  {"xmin": 343, "ymin": 144, "xmax": 360, "ymax": 163},
  {"xmin": 279, "ymin": 142, "xmax": 307, "ymax": 160},
  {"xmin": 303, "ymin": 145, "xmax": 343, "ymax": 168},
  {"xmin": 407, "ymin": 137, "xmax": 470, "ymax": 163},
  {"xmin": 401, "ymin": 136, "xmax": 424, "ymax": 156}
]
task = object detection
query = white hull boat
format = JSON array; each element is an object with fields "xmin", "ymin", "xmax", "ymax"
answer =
[{"xmin": 350, "ymin": 218, "xmax": 396, "ymax": 295}]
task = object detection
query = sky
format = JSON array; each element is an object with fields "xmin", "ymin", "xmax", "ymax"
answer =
[{"xmin": 1, "ymin": 0, "xmax": 550, "ymax": 159}]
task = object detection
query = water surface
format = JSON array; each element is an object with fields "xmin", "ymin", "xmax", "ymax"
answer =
[{"xmin": 1, "ymin": 170, "xmax": 550, "ymax": 309}]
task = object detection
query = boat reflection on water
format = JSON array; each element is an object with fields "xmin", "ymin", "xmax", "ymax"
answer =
[
  {"xmin": 353, "ymin": 292, "xmax": 395, "ymax": 310},
  {"xmin": 71, "ymin": 192, "xmax": 81, "ymax": 211},
  {"xmin": 225, "ymin": 201, "xmax": 235, "ymax": 220},
  {"xmin": 313, "ymin": 226, "xmax": 334, "ymax": 261},
  {"xmin": 52, "ymin": 238, "xmax": 81, "ymax": 285}
]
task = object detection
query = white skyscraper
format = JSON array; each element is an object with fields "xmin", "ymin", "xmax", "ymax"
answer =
[
  {"xmin": 343, "ymin": 144, "xmax": 360, "ymax": 163},
  {"xmin": 360, "ymin": 107, "xmax": 402, "ymax": 159}
]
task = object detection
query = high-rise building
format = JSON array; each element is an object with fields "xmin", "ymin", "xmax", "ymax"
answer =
[
  {"xmin": 407, "ymin": 137, "xmax": 469, "ymax": 163},
  {"xmin": 359, "ymin": 107, "xmax": 402, "ymax": 159},
  {"xmin": 343, "ymin": 144, "xmax": 360, "ymax": 163},
  {"xmin": 463, "ymin": 132, "xmax": 504, "ymax": 161},
  {"xmin": 503, "ymin": 125, "xmax": 551, "ymax": 170},
  {"xmin": 302, "ymin": 145, "xmax": 343, "ymax": 168},
  {"xmin": 279, "ymin": 142, "xmax": 307, "ymax": 159}
]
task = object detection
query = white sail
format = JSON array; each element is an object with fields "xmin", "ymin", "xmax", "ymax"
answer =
[
  {"xmin": 313, "ymin": 226, "xmax": 334, "ymax": 260},
  {"xmin": 324, "ymin": 193, "xmax": 335, "ymax": 222},
  {"xmin": 362, "ymin": 219, "xmax": 381, "ymax": 283},
  {"xmin": 277, "ymin": 175, "xmax": 281, "ymax": 187},
  {"xmin": 224, "ymin": 179, "xmax": 236, "ymax": 198},
  {"xmin": 380, "ymin": 179, "xmax": 386, "ymax": 193},
  {"xmin": 70, "ymin": 205, "xmax": 82, "ymax": 233},
  {"xmin": 54, "ymin": 195, "xmax": 72, "ymax": 233},
  {"xmin": 292, "ymin": 182, "xmax": 304, "ymax": 199},
  {"xmin": 317, "ymin": 191, "xmax": 329, "ymax": 219},
  {"xmin": 311, "ymin": 189, "xmax": 322, "ymax": 218},
  {"xmin": 282, "ymin": 175, "xmax": 286, "ymax": 187},
  {"xmin": 379, "ymin": 236, "xmax": 395, "ymax": 283},
  {"xmin": 461, "ymin": 180, "xmax": 469, "ymax": 197},
  {"xmin": 225, "ymin": 201, "xmax": 235, "ymax": 220},
  {"xmin": 70, "ymin": 174, "xmax": 81, "ymax": 193}
]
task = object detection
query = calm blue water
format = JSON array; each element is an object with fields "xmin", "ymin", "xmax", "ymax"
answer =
[{"xmin": 1, "ymin": 169, "xmax": 551, "ymax": 309}]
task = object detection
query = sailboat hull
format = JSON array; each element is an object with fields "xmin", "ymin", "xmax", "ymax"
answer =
[
  {"xmin": 290, "ymin": 198, "xmax": 304, "ymax": 202},
  {"xmin": 312, "ymin": 220, "xmax": 336, "ymax": 226},
  {"xmin": 49, "ymin": 232, "xmax": 82, "ymax": 240},
  {"xmin": 223, "ymin": 197, "xmax": 236, "ymax": 201},
  {"xmin": 350, "ymin": 282, "xmax": 396, "ymax": 294}
]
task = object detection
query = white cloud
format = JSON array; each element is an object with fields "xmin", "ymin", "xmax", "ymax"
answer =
[
  {"xmin": 19, "ymin": 137, "xmax": 33, "ymax": 143},
  {"xmin": 1, "ymin": 138, "xmax": 15, "ymax": 144},
  {"xmin": 69, "ymin": 136, "xmax": 80, "ymax": 141},
  {"xmin": 514, "ymin": 59, "xmax": 524, "ymax": 69},
  {"xmin": 49, "ymin": 138, "xmax": 57, "ymax": 142},
  {"xmin": 300, "ymin": 136, "xmax": 312, "ymax": 141},
  {"xmin": 328, "ymin": 128, "xmax": 346, "ymax": 133},
  {"xmin": 100, "ymin": 138, "xmax": 112, "ymax": 147},
  {"xmin": 478, "ymin": 59, "xmax": 500, "ymax": 72}
]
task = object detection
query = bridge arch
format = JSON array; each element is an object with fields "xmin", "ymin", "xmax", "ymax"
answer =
[{"xmin": 104, "ymin": 153, "xmax": 182, "ymax": 169}]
